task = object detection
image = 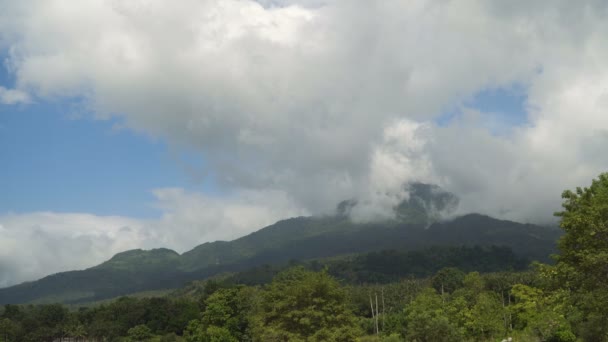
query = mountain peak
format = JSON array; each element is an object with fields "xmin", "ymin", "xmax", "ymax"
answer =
[
  {"xmin": 394, "ymin": 182, "xmax": 459, "ymax": 224},
  {"xmin": 95, "ymin": 248, "xmax": 180, "ymax": 271},
  {"xmin": 336, "ymin": 182, "xmax": 459, "ymax": 224}
]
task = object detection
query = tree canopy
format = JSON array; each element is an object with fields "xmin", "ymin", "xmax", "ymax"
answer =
[{"xmin": 549, "ymin": 172, "xmax": 608, "ymax": 340}]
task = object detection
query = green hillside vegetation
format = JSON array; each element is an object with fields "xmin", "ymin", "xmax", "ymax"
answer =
[
  {"xmin": 1, "ymin": 171, "xmax": 607, "ymax": 340},
  {"xmin": 0, "ymin": 183, "xmax": 559, "ymax": 307},
  {"xmin": 225, "ymin": 245, "xmax": 529, "ymax": 286},
  {"xmin": 95, "ymin": 248, "xmax": 181, "ymax": 272},
  {"xmin": 0, "ymin": 168, "xmax": 608, "ymax": 342},
  {"xmin": 0, "ymin": 267, "xmax": 572, "ymax": 341},
  {"xmin": 0, "ymin": 212, "xmax": 560, "ymax": 304}
]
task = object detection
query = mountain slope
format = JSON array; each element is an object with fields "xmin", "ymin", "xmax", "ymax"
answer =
[{"xmin": 0, "ymin": 213, "xmax": 561, "ymax": 304}]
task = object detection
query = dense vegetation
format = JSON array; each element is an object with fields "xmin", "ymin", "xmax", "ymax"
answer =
[
  {"xmin": 0, "ymin": 266, "xmax": 569, "ymax": 342},
  {"xmin": 226, "ymin": 245, "xmax": 529, "ymax": 285},
  {"xmin": 2, "ymin": 174, "xmax": 607, "ymax": 341},
  {"xmin": 0, "ymin": 267, "xmax": 524, "ymax": 341}
]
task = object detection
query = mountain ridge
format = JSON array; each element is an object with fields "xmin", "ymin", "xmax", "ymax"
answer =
[
  {"xmin": 0, "ymin": 184, "xmax": 562, "ymax": 304},
  {"xmin": 0, "ymin": 211, "xmax": 561, "ymax": 304}
]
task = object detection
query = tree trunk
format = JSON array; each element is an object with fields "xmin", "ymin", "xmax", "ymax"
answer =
[
  {"xmin": 375, "ymin": 293, "xmax": 379, "ymax": 335},
  {"xmin": 381, "ymin": 287, "xmax": 385, "ymax": 332},
  {"xmin": 370, "ymin": 293, "xmax": 376, "ymax": 335}
]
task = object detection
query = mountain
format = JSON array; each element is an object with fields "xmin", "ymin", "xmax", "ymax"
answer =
[
  {"xmin": 0, "ymin": 212, "xmax": 561, "ymax": 304},
  {"xmin": 0, "ymin": 184, "xmax": 562, "ymax": 304},
  {"xmin": 337, "ymin": 183, "xmax": 459, "ymax": 225},
  {"xmin": 224, "ymin": 244, "xmax": 532, "ymax": 286}
]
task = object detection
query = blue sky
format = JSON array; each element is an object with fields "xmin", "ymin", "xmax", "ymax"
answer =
[
  {"xmin": 1, "ymin": 103, "xmax": 180, "ymax": 217},
  {"xmin": 437, "ymin": 85, "xmax": 529, "ymax": 130},
  {"xmin": 0, "ymin": 84, "xmax": 528, "ymax": 219},
  {"xmin": 0, "ymin": 63, "xmax": 216, "ymax": 218},
  {"xmin": 1, "ymin": 0, "xmax": 607, "ymax": 287},
  {"xmin": 0, "ymin": 42, "xmax": 530, "ymax": 219}
]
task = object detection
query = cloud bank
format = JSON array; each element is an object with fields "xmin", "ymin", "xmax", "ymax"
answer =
[
  {"xmin": 0, "ymin": 189, "xmax": 305, "ymax": 287},
  {"xmin": 2, "ymin": 0, "xmax": 608, "ymax": 285}
]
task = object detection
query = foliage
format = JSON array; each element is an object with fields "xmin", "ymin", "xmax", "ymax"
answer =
[
  {"xmin": 548, "ymin": 173, "xmax": 608, "ymax": 341},
  {"xmin": 405, "ymin": 288, "xmax": 462, "ymax": 342},
  {"xmin": 128, "ymin": 324, "xmax": 153, "ymax": 341},
  {"xmin": 13, "ymin": 166, "xmax": 608, "ymax": 342},
  {"xmin": 0, "ymin": 266, "xmax": 589, "ymax": 342},
  {"xmin": 0, "ymin": 318, "xmax": 20, "ymax": 342},
  {"xmin": 510, "ymin": 285, "xmax": 575, "ymax": 342},
  {"xmin": 255, "ymin": 267, "xmax": 361, "ymax": 341},
  {"xmin": 0, "ymin": 211, "xmax": 559, "ymax": 304},
  {"xmin": 431, "ymin": 267, "xmax": 465, "ymax": 294},
  {"xmin": 465, "ymin": 291, "xmax": 505, "ymax": 339},
  {"xmin": 185, "ymin": 286, "xmax": 256, "ymax": 341},
  {"xmin": 228, "ymin": 245, "xmax": 530, "ymax": 287}
]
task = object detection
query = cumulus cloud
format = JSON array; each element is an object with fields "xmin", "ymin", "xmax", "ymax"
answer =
[
  {"xmin": 0, "ymin": 86, "xmax": 29, "ymax": 104},
  {"xmin": 148, "ymin": 187, "xmax": 307, "ymax": 249},
  {"xmin": 2, "ymin": 0, "xmax": 608, "ymax": 283},
  {"xmin": 0, "ymin": 188, "xmax": 304, "ymax": 287},
  {"xmin": 0, "ymin": 212, "xmax": 145, "ymax": 287},
  {"xmin": 0, "ymin": 0, "xmax": 547, "ymax": 211}
]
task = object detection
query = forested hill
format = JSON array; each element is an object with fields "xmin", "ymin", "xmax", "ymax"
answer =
[{"xmin": 0, "ymin": 212, "xmax": 561, "ymax": 304}]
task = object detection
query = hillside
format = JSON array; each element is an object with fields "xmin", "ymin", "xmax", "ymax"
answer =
[
  {"xmin": 0, "ymin": 211, "xmax": 561, "ymax": 304},
  {"xmin": 222, "ymin": 244, "xmax": 531, "ymax": 286}
]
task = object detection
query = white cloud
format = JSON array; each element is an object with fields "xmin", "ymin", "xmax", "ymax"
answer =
[
  {"xmin": 350, "ymin": 120, "xmax": 435, "ymax": 221},
  {"xmin": 0, "ymin": 188, "xmax": 305, "ymax": 287},
  {"xmin": 1, "ymin": 0, "xmax": 608, "ymax": 283},
  {"xmin": 0, "ymin": 0, "xmax": 549, "ymax": 213},
  {"xmin": 0, "ymin": 86, "xmax": 29, "ymax": 104},
  {"xmin": 0, "ymin": 212, "xmax": 146, "ymax": 287},
  {"xmin": 149, "ymin": 187, "xmax": 307, "ymax": 250}
]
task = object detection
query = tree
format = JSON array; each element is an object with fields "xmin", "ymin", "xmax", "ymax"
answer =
[
  {"xmin": 71, "ymin": 324, "xmax": 87, "ymax": 341},
  {"xmin": 405, "ymin": 288, "xmax": 462, "ymax": 342},
  {"xmin": 432, "ymin": 267, "xmax": 465, "ymax": 295},
  {"xmin": 127, "ymin": 324, "xmax": 153, "ymax": 341},
  {"xmin": 465, "ymin": 291, "xmax": 505, "ymax": 339},
  {"xmin": 510, "ymin": 284, "xmax": 575, "ymax": 342},
  {"xmin": 185, "ymin": 286, "xmax": 255, "ymax": 341},
  {"xmin": 254, "ymin": 267, "xmax": 361, "ymax": 341},
  {"xmin": 0, "ymin": 306, "xmax": 21, "ymax": 321},
  {"xmin": 551, "ymin": 173, "xmax": 608, "ymax": 340},
  {"xmin": 0, "ymin": 318, "xmax": 19, "ymax": 342}
]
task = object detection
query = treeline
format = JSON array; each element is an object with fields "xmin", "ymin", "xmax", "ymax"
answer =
[
  {"xmin": 0, "ymin": 266, "xmax": 582, "ymax": 341},
  {"xmin": 225, "ymin": 244, "xmax": 528, "ymax": 286},
  {"xmin": 0, "ymin": 244, "xmax": 532, "ymax": 342}
]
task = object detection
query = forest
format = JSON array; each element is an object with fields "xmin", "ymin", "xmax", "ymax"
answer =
[{"xmin": 1, "ymin": 173, "xmax": 607, "ymax": 341}]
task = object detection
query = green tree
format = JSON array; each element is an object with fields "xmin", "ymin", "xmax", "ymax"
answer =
[
  {"xmin": 255, "ymin": 267, "xmax": 361, "ymax": 341},
  {"xmin": 185, "ymin": 319, "xmax": 238, "ymax": 342},
  {"xmin": 465, "ymin": 291, "xmax": 505, "ymax": 340},
  {"xmin": 186, "ymin": 286, "xmax": 256, "ymax": 341},
  {"xmin": 203, "ymin": 288, "xmax": 241, "ymax": 330},
  {"xmin": 462, "ymin": 272, "xmax": 484, "ymax": 297},
  {"xmin": 184, "ymin": 320, "xmax": 205, "ymax": 342},
  {"xmin": 510, "ymin": 284, "xmax": 574, "ymax": 342},
  {"xmin": 405, "ymin": 288, "xmax": 462, "ymax": 342},
  {"xmin": 551, "ymin": 173, "xmax": 608, "ymax": 340},
  {"xmin": 431, "ymin": 268, "xmax": 465, "ymax": 295},
  {"xmin": 127, "ymin": 324, "xmax": 153, "ymax": 341},
  {"xmin": 0, "ymin": 306, "xmax": 21, "ymax": 321},
  {"xmin": 72, "ymin": 324, "xmax": 87, "ymax": 341},
  {"xmin": 0, "ymin": 318, "xmax": 19, "ymax": 342}
]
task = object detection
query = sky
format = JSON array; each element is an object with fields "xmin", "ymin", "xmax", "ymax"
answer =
[{"xmin": 1, "ymin": 0, "xmax": 608, "ymax": 287}]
